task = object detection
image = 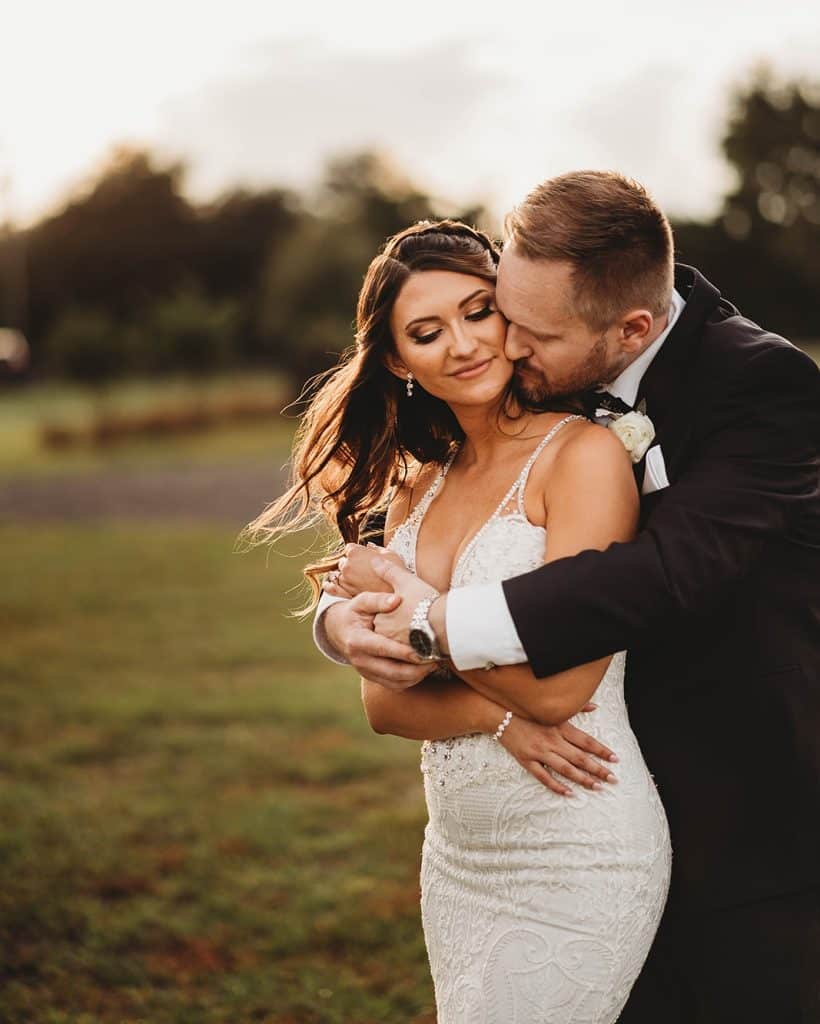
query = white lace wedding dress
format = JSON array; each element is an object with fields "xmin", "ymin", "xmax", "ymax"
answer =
[{"xmin": 388, "ymin": 415, "xmax": 672, "ymax": 1024}]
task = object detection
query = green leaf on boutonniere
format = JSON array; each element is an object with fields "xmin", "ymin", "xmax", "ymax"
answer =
[{"xmin": 636, "ymin": 398, "xmax": 647, "ymax": 415}]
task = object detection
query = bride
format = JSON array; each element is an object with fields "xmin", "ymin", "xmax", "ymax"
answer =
[{"xmin": 251, "ymin": 220, "xmax": 671, "ymax": 1023}]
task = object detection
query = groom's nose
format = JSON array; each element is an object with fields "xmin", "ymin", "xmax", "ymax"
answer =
[{"xmin": 504, "ymin": 323, "xmax": 532, "ymax": 360}]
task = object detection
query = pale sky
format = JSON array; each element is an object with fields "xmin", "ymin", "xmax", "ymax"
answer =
[{"xmin": 2, "ymin": 0, "xmax": 819, "ymax": 228}]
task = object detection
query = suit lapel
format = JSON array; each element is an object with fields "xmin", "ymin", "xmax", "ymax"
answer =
[
  {"xmin": 632, "ymin": 458, "xmax": 646, "ymax": 493},
  {"xmin": 636, "ymin": 265, "xmax": 722, "ymax": 482}
]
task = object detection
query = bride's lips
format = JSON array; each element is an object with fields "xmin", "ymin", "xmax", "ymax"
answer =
[{"xmin": 450, "ymin": 357, "xmax": 493, "ymax": 380}]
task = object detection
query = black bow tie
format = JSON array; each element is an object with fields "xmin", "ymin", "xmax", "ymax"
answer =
[{"xmin": 581, "ymin": 390, "xmax": 634, "ymax": 418}]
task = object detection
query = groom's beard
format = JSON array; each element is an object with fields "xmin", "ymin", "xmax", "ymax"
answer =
[{"xmin": 514, "ymin": 334, "xmax": 624, "ymax": 404}]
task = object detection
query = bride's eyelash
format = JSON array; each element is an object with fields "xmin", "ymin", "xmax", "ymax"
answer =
[
  {"xmin": 412, "ymin": 306, "xmax": 496, "ymax": 344},
  {"xmin": 414, "ymin": 329, "xmax": 441, "ymax": 344},
  {"xmin": 413, "ymin": 305, "xmax": 495, "ymax": 346},
  {"xmin": 466, "ymin": 305, "xmax": 495, "ymax": 322}
]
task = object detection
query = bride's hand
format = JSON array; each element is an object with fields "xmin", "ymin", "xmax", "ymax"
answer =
[
  {"xmin": 323, "ymin": 544, "xmax": 406, "ymax": 598},
  {"xmin": 498, "ymin": 709, "xmax": 619, "ymax": 797}
]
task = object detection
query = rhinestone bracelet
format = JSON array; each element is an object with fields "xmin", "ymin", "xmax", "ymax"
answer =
[{"xmin": 493, "ymin": 710, "xmax": 513, "ymax": 742}]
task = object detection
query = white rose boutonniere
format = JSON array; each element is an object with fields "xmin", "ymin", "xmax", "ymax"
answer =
[{"xmin": 608, "ymin": 401, "xmax": 655, "ymax": 464}]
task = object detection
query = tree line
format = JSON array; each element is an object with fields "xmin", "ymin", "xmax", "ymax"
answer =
[{"xmin": 0, "ymin": 68, "xmax": 817, "ymax": 390}]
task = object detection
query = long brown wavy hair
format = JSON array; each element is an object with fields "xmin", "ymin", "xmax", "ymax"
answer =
[{"xmin": 242, "ymin": 219, "xmax": 552, "ymax": 610}]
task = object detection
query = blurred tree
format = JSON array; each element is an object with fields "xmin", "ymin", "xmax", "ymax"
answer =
[
  {"xmin": 144, "ymin": 285, "xmax": 240, "ymax": 376},
  {"xmin": 25, "ymin": 148, "xmax": 198, "ymax": 354},
  {"xmin": 192, "ymin": 187, "xmax": 299, "ymax": 362},
  {"xmin": 258, "ymin": 150, "xmax": 490, "ymax": 380},
  {"xmin": 43, "ymin": 308, "xmax": 122, "ymax": 390},
  {"xmin": 674, "ymin": 68, "xmax": 819, "ymax": 338},
  {"xmin": 194, "ymin": 187, "xmax": 298, "ymax": 299},
  {"xmin": 18, "ymin": 149, "xmax": 302, "ymax": 375},
  {"xmin": 722, "ymin": 69, "xmax": 820, "ymax": 257}
]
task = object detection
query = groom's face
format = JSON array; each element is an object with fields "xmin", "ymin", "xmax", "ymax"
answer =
[{"xmin": 497, "ymin": 245, "xmax": 628, "ymax": 401}]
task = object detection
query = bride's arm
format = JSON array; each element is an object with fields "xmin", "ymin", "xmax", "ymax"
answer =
[
  {"xmin": 361, "ymin": 673, "xmax": 619, "ymax": 794},
  {"xmin": 448, "ymin": 427, "xmax": 638, "ymax": 724},
  {"xmin": 361, "ymin": 673, "xmax": 501, "ymax": 740}
]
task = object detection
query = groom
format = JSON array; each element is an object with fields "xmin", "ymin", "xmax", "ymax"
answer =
[{"xmin": 315, "ymin": 171, "xmax": 820, "ymax": 1021}]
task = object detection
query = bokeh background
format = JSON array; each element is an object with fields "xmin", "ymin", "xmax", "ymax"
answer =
[{"xmin": 1, "ymin": 3, "xmax": 818, "ymax": 1021}]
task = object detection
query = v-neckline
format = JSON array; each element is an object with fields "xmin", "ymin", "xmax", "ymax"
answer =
[{"xmin": 409, "ymin": 414, "xmax": 582, "ymax": 587}]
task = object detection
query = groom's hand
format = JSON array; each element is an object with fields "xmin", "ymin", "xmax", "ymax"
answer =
[
  {"xmin": 370, "ymin": 559, "xmax": 442, "ymax": 646},
  {"xmin": 323, "ymin": 592, "xmax": 437, "ymax": 691}
]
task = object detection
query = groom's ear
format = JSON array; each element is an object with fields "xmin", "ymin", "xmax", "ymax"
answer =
[{"xmin": 617, "ymin": 308, "xmax": 655, "ymax": 355}]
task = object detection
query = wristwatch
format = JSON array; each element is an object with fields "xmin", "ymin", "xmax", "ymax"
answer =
[{"xmin": 409, "ymin": 595, "xmax": 442, "ymax": 661}]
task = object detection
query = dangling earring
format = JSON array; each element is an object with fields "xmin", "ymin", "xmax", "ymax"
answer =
[{"xmin": 406, "ymin": 372, "xmax": 414, "ymax": 398}]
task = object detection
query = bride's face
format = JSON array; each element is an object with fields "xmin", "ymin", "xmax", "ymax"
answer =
[{"xmin": 387, "ymin": 270, "xmax": 512, "ymax": 407}]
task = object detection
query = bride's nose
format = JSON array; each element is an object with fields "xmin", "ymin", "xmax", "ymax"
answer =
[{"xmin": 448, "ymin": 322, "xmax": 480, "ymax": 358}]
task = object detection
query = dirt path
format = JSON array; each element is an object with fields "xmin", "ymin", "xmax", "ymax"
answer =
[{"xmin": 0, "ymin": 459, "xmax": 287, "ymax": 525}]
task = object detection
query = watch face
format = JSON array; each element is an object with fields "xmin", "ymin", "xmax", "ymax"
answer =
[{"xmin": 409, "ymin": 628, "xmax": 433, "ymax": 660}]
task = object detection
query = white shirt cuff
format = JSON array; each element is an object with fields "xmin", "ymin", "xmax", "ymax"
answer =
[
  {"xmin": 446, "ymin": 583, "xmax": 527, "ymax": 671},
  {"xmin": 313, "ymin": 590, "xmax": 351, "ymax": 666}
]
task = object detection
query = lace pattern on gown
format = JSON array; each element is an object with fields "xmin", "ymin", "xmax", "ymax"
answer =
[{"xmin": 386, "ymin": 414, "xmax": 672, "ymax": 1024}]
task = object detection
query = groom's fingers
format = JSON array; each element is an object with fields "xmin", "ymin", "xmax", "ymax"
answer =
[
  {"xmin": 350, "ymin": 591, "xmax": 402, "ymax": 616},
  {"xmin": 347, "ymin": 627, "xmax": 420, "ymax": 665},
  {"xmin": 355, "ymin": 656, "xmax": 437, "ymax": 691}
]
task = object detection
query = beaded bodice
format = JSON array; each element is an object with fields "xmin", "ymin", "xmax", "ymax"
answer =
[{"xmin": 389, "ymin": 414, "xmax": 585, "ymax": 588}]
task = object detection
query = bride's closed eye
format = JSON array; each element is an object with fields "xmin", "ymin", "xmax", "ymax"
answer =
[
  {"xmin": 465, "ymin": 304, "xmax": 496, "ymax": 323},
  {"xmin": 413, "ymin": 328, "xmax": 442, "ymax": 344},
  {"xmin": 412, "ymin": 306, "xmax": 497, "ymax": 344}
]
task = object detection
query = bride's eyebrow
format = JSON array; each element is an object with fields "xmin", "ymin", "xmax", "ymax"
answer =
[{"xmin": 404, "ymin": 288, "xmax": 492, "ymax": 331}]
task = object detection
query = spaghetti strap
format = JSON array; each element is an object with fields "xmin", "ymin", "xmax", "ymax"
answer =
[
  {"xmin": 404, "ymin": 449, "xmax": 458, "ymax": 528},
  {"xmin": 514, "ymin": 414, "xmax": 585, "ymax": 516},
  {"xmin": 447, "ymin": 414, "xmax": 585, "ymax": 584}
]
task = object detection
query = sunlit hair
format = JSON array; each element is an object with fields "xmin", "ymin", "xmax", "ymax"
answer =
[
  {"xmin": 242, "ymin": 219, "xmax": 552, "ymax": 611},
  {"xmin": 505, "ymin": 170, "xmax": 674, "ymax": 331}
]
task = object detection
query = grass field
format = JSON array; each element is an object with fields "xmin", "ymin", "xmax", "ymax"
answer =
[{"xmin": 0, "ymin": 526, "xmax": 435, "ymax": 1023}]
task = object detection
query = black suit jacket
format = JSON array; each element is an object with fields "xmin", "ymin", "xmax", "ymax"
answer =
[{"xmin": 503, "ymin": 265, "xmax": 820, "ymax": 913}]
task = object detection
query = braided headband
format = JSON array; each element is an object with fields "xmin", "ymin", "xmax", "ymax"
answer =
[{"xmin": 386, "ymin": 219, "xmax": 500, "ymax": 265}]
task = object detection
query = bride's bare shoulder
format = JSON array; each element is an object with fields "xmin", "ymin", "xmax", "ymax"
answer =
[
  {"xmin": 529, "ymin": 414, "xmax": 627, "ymax": 474},
  {"xmin": 552, "ymin": 415, "xmax": 630, "ymax": 456},
  {"xmin": 556, "ymin": 417, "xmax": 631, "ymax": 465},
  {"xmin": 527, "ymin": 416, "xmax": 635, "ymax": 515},
  {"xmin": 550, "ymin": 418, "xmax": 636, "ymax": 503}
]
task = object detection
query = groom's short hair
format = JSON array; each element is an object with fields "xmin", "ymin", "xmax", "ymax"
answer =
[{"xmin": 505, "ymin": 171, "xmax": 674, "ymax": 330}]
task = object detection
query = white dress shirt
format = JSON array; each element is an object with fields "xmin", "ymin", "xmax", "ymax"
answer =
[
  {"xmin": 313, "ymin": 590, "xmax": 351, "ymax": 665},
  {"xmin": 313, "ymin": 290, "xmax": 686, "ymax": 669}
]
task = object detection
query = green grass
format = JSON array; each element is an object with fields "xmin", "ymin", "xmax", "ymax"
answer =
[
  {"xmin": 0, "ymin": 526, "xmax": 435, "ymax": 1023},
  {"xmin": 0, "ymin": 373, "xmax": 297, "ymax": 478}
]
